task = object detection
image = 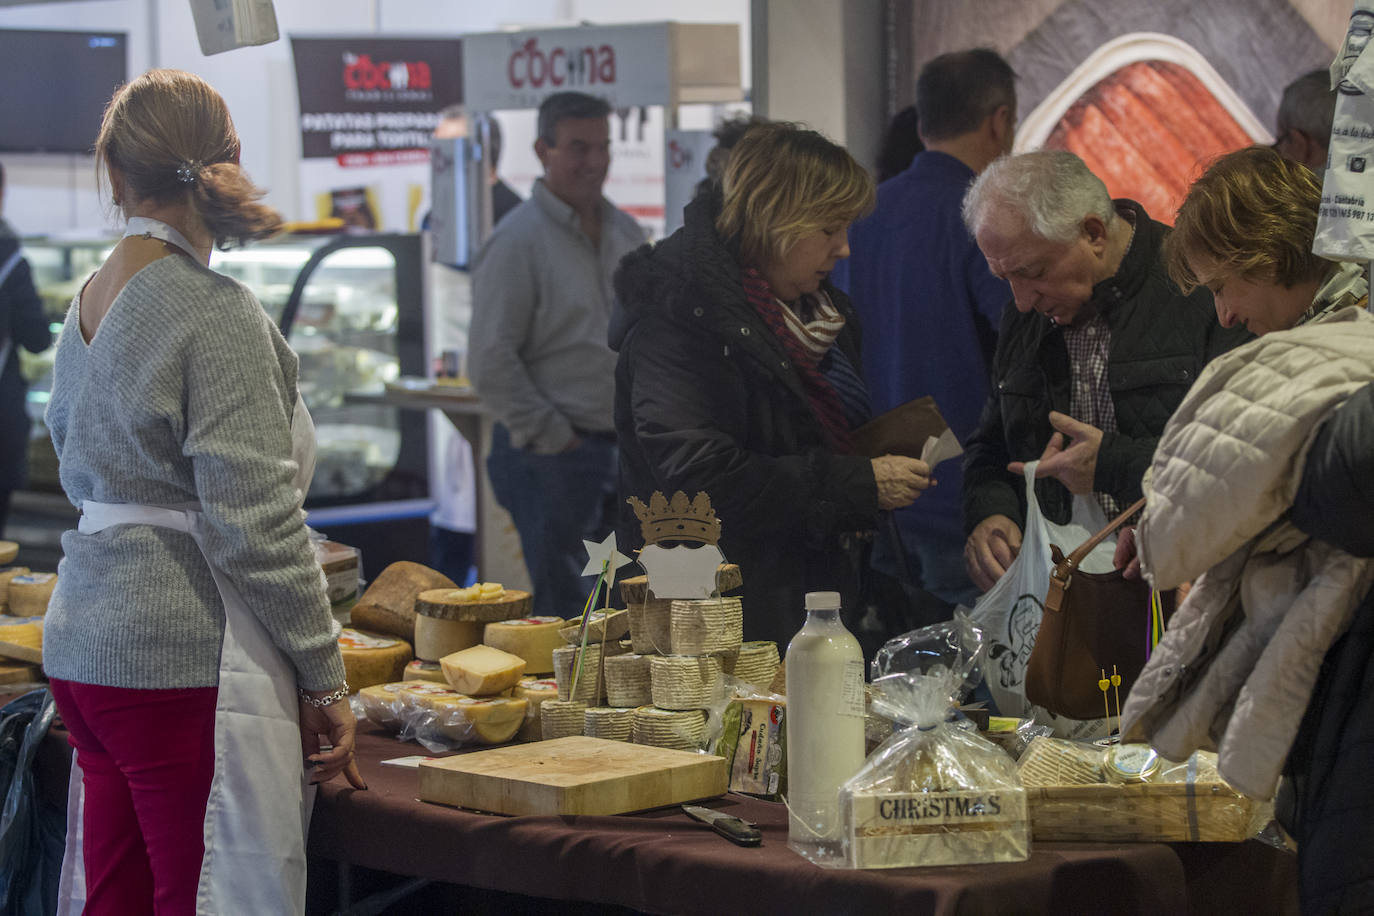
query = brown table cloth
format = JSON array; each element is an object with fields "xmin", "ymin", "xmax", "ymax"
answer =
[{"xmin": 307, "ymin": 724, "xmax": 1299, "ymax": 915}]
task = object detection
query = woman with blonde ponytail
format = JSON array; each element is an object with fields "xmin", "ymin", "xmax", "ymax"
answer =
[{"xmin": 44, "ymin": 69, "xmax": 363, "ymax": 915}]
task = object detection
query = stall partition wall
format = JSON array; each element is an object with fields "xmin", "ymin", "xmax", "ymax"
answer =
[{"xmin": 902, "ymin": 0, "xmax": 1343, "ymax": 218}]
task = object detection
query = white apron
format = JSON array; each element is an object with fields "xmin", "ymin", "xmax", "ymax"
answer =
[{"xmin": 57, "ymin": 217, "xmax": 323, "ymax": 915}]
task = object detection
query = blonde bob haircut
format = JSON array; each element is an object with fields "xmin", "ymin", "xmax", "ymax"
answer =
[
  {"xmin": 1166, "ymin": 145, "xmax": 1331, "ymax": 293},
  {"xmin": 716, "ymin": 121, "xmax": 875, "ymax": 269}
]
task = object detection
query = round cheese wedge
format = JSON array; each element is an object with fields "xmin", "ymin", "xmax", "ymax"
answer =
[
  {"xmin": 7, "ymin": 574, "xmax": 56, "ymax": 617},
  {"xmin": 357, "ymin": 681, "xmax": 463, "ymax": 729},
  {"xmin": 349, "ymin": 561, "xmax": 457, "ymax": 641},
  {"xmin": 483, "ymin": 616, "xmax": 564, "ymax": 674},
  {"xmin": 439, "ymin": 644, "xmax": 526, "ymax": 696},
  {"xmin": 413, "ymin": 614, "xmax": 482, "ymax": 661},
  {"xmin": 416, "ymin": 693, "xmax": 527, "ymax": 744},
  {"xmin": 339, "ymin": 628, "xmax": 413, "ymax": 691},
  {"xmin": 414, "ymin": 587, "xmax": 533, "ymax": 623},
  {"xmin": 0, "ymin": 542, "xmax": 17, "ymax": 565},
  {"xmin": 0, "ymin": 567, "xmax": 31, "ymax": 612},
  {"xmin": 403, "ymin": 659, "xmax": 448, "ymax": 683}
]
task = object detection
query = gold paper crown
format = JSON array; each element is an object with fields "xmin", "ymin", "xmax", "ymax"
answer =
[{"xmin": 626, "ymin": 491, "xmax": 722, "ymax": 546}]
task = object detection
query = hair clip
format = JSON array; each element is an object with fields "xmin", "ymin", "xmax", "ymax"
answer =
[{"xmin": 176, "ymin": 161, "xmax": 201, "ymax": 185}]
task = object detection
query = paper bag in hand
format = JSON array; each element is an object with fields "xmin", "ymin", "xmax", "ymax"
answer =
[{"xmin": 851, "ymin": 396, "xmax": 960, "ymax": 467}]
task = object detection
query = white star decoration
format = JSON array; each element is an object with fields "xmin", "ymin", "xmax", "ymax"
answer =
[{"xmin": 581, "ymin": 532, "xmax": 633, "ymax": 581}]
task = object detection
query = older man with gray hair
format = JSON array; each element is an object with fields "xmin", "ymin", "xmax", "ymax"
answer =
[
  {"xmin": 959, "ymin": 150, "xmax": 1248, "ymax": 592},
  {"xmin": 1274, "ymin": 69, "xmax": 1337, "ymax": 173}
]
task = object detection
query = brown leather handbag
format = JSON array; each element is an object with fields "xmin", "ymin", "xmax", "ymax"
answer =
[{"xmin": 1024, "ymin": 497, "xmax": 1176, "ymax": 720}]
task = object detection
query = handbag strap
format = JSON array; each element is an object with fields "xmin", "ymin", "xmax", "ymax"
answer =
[{"xmin": 1044, "ymin": 496, "xmax": 1147, "ymax": 613}]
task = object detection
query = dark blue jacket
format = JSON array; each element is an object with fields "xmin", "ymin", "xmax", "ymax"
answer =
[
  {"xmin": 831, "ymin": 151, "xmax": 1007, "ymax": 544},
  {"xmin": 0, "ymin": 220, "xmax": 50, "ymax": 491},
  {"xmin": 1285, "ymin": 380, "xmax": 1374, "ymax": 914}
]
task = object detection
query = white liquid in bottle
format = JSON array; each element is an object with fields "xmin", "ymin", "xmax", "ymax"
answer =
[{"xmin": 785, "ymin": 591, "xmax": 866, "ymax": 862}]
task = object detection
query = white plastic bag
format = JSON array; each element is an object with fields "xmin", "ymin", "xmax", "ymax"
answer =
[
  {"xmin": 1314, "ymin": 3, "xmax": 1374, "ymax": 261},
  {"xmin": 967, "ymin": 462, "xmax": 1114, "ymax": 739}
]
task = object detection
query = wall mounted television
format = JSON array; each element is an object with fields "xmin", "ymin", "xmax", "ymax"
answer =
[{"xmin": 0, "ymin": 29, "xmax": 127, "ymax": 154}]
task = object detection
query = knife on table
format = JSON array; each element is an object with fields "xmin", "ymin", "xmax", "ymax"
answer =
[{"xmin": 681, "ymin": 805, "xmax": 763, "ymax": 847}]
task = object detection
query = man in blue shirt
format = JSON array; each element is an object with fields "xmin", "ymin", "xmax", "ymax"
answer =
[{"xmin": 833, "ymin": 48, "xmax": 1016, "ymax": 613}]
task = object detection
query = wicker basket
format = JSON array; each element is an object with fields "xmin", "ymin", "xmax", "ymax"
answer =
[{"xmin": 1027, "ymin": 782, "xmax": 1259, "ymax": 842}]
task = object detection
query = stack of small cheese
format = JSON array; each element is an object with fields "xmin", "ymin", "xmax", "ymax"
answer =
[
  {"xmin": 602, "ymin": 565, "xmax": 778, "ymax": 753},
  {"xmin": 544, "ymin": 609, "xmax": 633, "ymax": 741}
]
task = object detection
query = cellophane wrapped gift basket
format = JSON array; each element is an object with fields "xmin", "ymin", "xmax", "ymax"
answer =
[{"xmin": 834, "ymin": 616, "xmax": 1029, "ymax": 868}]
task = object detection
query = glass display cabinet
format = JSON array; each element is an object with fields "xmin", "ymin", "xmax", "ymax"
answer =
[{"xmin": 18, "ymin": 232, "xmax": 429, "ymax": 573}]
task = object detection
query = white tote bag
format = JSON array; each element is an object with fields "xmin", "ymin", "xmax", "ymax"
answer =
[{"xmin": 968, "ymin": 462, "xmax": 1116, "ymax": 739}]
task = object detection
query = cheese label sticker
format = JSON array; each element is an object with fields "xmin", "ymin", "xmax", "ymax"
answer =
[
  {"xmin": 407, "ymin": 660, "xmax": 442, "ymax": 670},
  {"xmin": 405, "ymin": 684, "xmax": 460, "ymax": 696},
  {"xmin": 10, "ymin": 574, "xmax": 54, "ymax": 585},
  {"xmin": 339, "ymin": 629, "xmax": 400, "ymax": 650},
  {"xmin": 504, "ymin": 617, "xmax": 561, "ymax": 626}
]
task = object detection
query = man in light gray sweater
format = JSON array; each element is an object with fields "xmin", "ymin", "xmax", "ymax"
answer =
[{"xmin": 469, "ymin": 91, "xmax": 645, "ymax": 616}]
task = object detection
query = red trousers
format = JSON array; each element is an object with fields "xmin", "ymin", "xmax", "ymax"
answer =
[{"xmin": 49, "ymin": 679, "xmax": 218, "ymax": 916}]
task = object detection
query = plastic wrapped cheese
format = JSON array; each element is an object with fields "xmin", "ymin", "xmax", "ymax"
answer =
[
  {"xmin": 357, "ymin": 681, "xmax": 463, "ymax": 729},
  {"xmin": 416, "ymin": 693, "xmax": 527, "ymax": 744}
]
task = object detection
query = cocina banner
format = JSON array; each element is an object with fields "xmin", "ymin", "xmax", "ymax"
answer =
[
  {"xmin": 460, "ymin": 23, "xmax": 673, "ymax": 111},
  {"xmin": 290, "ymin": 35, "xmax": 463, "ymax": 231}
]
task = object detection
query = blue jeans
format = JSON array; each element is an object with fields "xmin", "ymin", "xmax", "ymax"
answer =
[{"xmin": 486, "ymin": 423, "xmax": 618, "ymax": 618}]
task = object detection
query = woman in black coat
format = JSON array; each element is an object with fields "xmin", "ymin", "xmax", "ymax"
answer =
[{"xmin": 610, "ymin": 122, "xmax": 931, "ymax": 646}]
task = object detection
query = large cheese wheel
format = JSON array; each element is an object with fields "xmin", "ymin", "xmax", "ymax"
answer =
[
  {"xmin": 483, "ymin": 616, "xmax": 564, "ymax": 675},
  {"xmin": 414, "ymin": 587, "xmax": 533, "ymax": 622},
  {"xmin": 512, "ymin": 676, "xmax": 559, "ymax": 741},
  {"xmin": 413, "ymin": 615, "xmax": 482, "ymax": 661},
  {"xmin": 349, "ymin": 562, "xmax": 456, "ymax": 640},
  {"xmin": 8, "ymin": 574, "xmax": 56, "ymax": 617},
  {"xmin": 440, "ymin": 644, "xmax": 525, "ymax": 696},
  {"xmin": 0, "ymin": 616, "xmax": 43, "ymax": 664},
  {"xmin": 0, "ymin": 567, "xmax": 31, "ymax": 612},
  {"xmin": 416, "ymin": 693, "xmax": 527, "ymax": 744},
  {"xmin": 403, "ymin": 659, "xmax": 448, "ymax": 683},
  {"xmin": 0, "ymin": 542, "xmax": 17, "ymax": 565},
  {"xmin": 339, "ymin": 628, "xmax": 413, "ymax": 691}
]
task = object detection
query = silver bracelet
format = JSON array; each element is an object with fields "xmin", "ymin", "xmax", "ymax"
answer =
[{"xmin": 299, "ymin": 683, "xmax": 349, "ymax": 708}]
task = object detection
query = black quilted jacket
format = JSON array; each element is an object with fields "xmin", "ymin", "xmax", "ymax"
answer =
[
  {"xmin": 1285, "ymin": 381, "xmax": 1374, "ymax": 915},
  {"xmin": 610, "ymin": 191, "xmax": 878, "ymax": 646},
  {"xmin": 961, "ymin": 200, "xmax": 1250, "ymax": 533}
]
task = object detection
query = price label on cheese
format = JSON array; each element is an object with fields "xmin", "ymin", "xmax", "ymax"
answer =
[{"xmin": 339, "ymin": 629, "xmax": 400, "ymax": 650}]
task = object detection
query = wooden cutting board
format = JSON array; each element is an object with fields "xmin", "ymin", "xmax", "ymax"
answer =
[{"xmin": 418, "ymin": 736, "xmax": 728, "ymax": 816}]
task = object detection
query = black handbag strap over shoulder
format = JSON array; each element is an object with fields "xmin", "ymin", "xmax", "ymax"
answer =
[{"xmin": 1044, "ymin": 496, "xmax": 1147, "ymax": 613}]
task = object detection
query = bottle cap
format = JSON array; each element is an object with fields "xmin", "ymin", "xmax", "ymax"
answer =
[{"xmin": 804, "ymin": 591, "xmax": 841, "ymax": 611}]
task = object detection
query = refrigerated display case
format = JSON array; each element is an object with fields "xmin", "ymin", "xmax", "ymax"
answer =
[
  {"xmin": 213, "ymin": 232, "xmax": 430, "ymax": 576},
  {"xmin": 17, "ymin": 231, "xmax": 431, "ymax": 578}
]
